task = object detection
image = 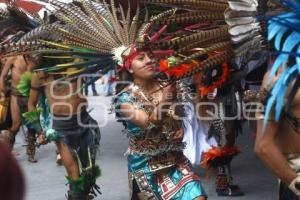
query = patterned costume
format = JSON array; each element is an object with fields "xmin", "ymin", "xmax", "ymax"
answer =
[{"xmin": 114, "ymin": 83, "xmax": 206, "ymax": 199}]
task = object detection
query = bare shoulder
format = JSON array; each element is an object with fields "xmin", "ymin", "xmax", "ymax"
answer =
[
  {"xmin": 15, "ymin": 55, "xmax": 27, "ymax": 65},
  {"xmin": 3, "ymin": 56, "xmax": 17, "ymax": 65},
  {"xmin": 31, "ymin": 72, "xmax": 45, "ymax": 87}
]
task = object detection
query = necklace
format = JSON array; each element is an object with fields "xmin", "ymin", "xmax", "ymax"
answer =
[{"xmin": 134, "ymin": 82, "xmax": 163, "ymax": 105}]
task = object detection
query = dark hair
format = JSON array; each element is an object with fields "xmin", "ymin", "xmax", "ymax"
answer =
[
  {"xmin": 22, "ymin": 54, "xmax": 41, "ymax": 66},
  {"xmin": 115, "ymin": 69, "xmax": 134, "ymax": 94}
]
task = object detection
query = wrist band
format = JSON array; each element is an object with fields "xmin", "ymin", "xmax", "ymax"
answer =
[{"xmin": 22, "ymin": 108, "xmax": 43, "ymax": 133}]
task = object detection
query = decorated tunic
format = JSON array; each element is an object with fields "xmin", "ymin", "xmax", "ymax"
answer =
[{"xmin": 114, "ymin": 84, "xmax": 206, "ymax": 200}]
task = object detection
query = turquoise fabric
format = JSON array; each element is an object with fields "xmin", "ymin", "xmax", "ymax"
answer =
[
  {"xmin": 115, "ymin": 92, "xmax": 143, "ymax": 136},
  {"xmin": 115, "ymin": 91, "xmax": 206, "ymax": 199}
]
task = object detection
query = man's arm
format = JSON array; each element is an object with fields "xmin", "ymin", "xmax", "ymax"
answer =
[
  {"xmin": 26, "ymin": 72, "xmax": 46, "ymax": 139},
  {"xmin": 27, "ymin": 72, "xmax": 49, "ymax": 144},
  {"xmin": 255, "ymin": 120, "xmax": 297, "ymax": 184},
  {"xmin": 28, "ymin": 72, "xmax": 41, "ymax": 112},
  {"xmin": 255, "ymin": 71, "xmax": 298, "ymax": 185},
  {"xmin": 0, "ymin": 57, "xmax": 15, "ymax": 93}
]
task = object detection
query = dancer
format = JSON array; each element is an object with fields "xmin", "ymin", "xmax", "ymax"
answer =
[
  {"xmin": 0, "ymin": 55, "xmax": 40, "ymax": 162},
  {"xmin": 114, "ymin": 50, "xmax": 207, "ymax": 199},
  {"xmin": 255, "ymin": 1, "xmax": 300, "ymax": 199},
  {"xmin": 0, "ymin": 2, "xmax": 44, "ymax": 162},
  {"xmin": 27, "ymin": 69, "xmax": 101, "ymax": 199}
]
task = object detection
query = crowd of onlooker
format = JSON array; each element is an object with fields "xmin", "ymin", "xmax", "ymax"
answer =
[{"xmin": 83, "ymin": 70, "xmax": 116, "ymax": 97}]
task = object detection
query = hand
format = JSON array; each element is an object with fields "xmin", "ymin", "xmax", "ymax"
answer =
[{"xmin": 38, "ymin": 133, "xmax": 48, "ymax": 145}]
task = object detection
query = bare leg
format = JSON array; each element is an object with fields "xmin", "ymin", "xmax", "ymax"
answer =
[
  {"xmin": 56, "ymin": 141, "xmax": 80, "ymax": 179},
  {"xmin": 2, "ymin": 96, "xmax": 21, "ymax": 149},
  {"xmin": 27, "ymin": 128, "xmax": 37, "ymax": 163},
  {"xmin": 9, "ymin": 96, "xmax": 21, "ymax": 134},
  {"xmin": 56, "ymin": 148, "xmax": 63, "ymax": 165}
]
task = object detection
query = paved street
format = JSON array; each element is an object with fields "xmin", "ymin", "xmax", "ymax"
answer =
[{"xmin": 14, "ymin": 88, "xmax": 277, "ymax": 200}]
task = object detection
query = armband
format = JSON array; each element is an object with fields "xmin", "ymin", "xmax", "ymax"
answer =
[{"xmin": 22, "ymin": 108, "xmax": 43, "ymax": 133}]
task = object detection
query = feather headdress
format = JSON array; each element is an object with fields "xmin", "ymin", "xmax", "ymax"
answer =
[
  {"xmin": 0, "ymin": 0, "xmax": 274, "ymax": 84},
  {"xmin": 263, "ymin": 0, "xmax": 300, "ymax": 128},
  {"xmin": 0, "ymin": 1, "xmax": 42, "ymax": 43},
  {"xmin": 1, "ymin": 0, "xmax": 151, "ymax": 76},
  {"xmin": 138, "ymin": 0, "xmax": 271, "ymax": 91}
]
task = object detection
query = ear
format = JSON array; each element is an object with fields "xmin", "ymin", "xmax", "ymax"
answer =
[{"xmin": 128, "ymin": 68, "xmax": 134, "ymax": 74}]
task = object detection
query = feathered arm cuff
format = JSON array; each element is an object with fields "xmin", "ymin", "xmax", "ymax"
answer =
[{"xmin": 22, "ymin": 108, "xmax": 43, "ymax": 133}]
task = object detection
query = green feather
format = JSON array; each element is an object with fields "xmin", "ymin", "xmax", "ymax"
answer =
[
  {"xmin": 70, "ymin": 45, "xmax": 98, "ymax": 54},
  {"xmin": 66, "ymin": 165, "xmax": 101, "ymax": 194},
  {"xmin": 22, "ymin": 108, "xmax": 43, "ymax": 124},
  {"xmin": 66, "ymin": 175, "xmax": 86, "ymax": 193},
  {"xmin": 16, "ymin": 72, "xmax": 32, "ymax": 97},
  {"xmin": 92, "ymin": 165, "xmax": 102, "ymax": 178}
]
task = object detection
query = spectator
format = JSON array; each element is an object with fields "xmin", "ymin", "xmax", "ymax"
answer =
[
  {"xmin": 0, "ymin": 140, "xmax": 25, "ymax": 200},
  {"xmin": 84, "ymin": 76, "xmax": 99, "ymax": 96},
  {"xmin": 103, "ymin": 69, "xmax": 115, "ymax": 96}
]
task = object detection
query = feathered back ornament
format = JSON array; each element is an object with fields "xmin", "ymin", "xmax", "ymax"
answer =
[
  {"xmin": 263, "ymin": 0, "xmax": 300, "ymax": 129},
  {"xmin": 0, "ymin": 1, "xmax": 43, "ymax": 45},
  {"xmin": 137, "ymin": 0, "xmax": 277, "ymax": 99}
]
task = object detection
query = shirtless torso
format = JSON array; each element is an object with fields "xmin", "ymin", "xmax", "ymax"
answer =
[
  {"xmin": 0, "ymin": 55, "xmax": 36, "ymax": 91},
  {"xmin": 274, "ymin": 96, "xmax": 300, "ymax": 154},
  {"xmin": 263, "ymin": 71, "xmax": 300, "ymax": 155},
  {"xmin": 0, "ymin": 55, "xmax": 41, "ymax": 163},
  {"xmin": 0, "ymin": 55, "xmax": 39, "ymax": 148},
  {"xmin": 29, "ymin": 71, "xmax": 87, "ymax": 117},
  {"xmin": 255, "ymin": 70, "xmax": 300, "ymax": 199}
]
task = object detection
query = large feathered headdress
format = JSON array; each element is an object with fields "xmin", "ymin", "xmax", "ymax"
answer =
[
  {"xmin": 0, "ymin": 0, "xmax": 273, "ymax": 82},
  {"xmin": 135, "ymin": 0, "xmax": 270, "ymax": 96},
  {"xmin": 1, "ymin": 0, "xmax": 151, "ymax": 76},
  {"xmin": 0, "ymin": 1, "xmax": 43, "ymax": 43}
]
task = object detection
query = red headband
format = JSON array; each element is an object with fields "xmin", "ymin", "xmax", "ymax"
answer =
[{"xmin": 121, "ymin": 47, "xmax": 138, "ymax": 70}]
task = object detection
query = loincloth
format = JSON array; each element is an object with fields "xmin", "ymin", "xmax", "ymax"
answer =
[
  {"xmin": 52, "ymin": 109, "xmax": 101, "ymax": 168},
  {"xmin": 10, "ymin": 87, "xmax": 28, "ymax": 112}
]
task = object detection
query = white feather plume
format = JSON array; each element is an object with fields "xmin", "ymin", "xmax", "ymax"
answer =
[{"xmin": 112, "ymin": 45, "xmax": 130, "ymax": 66}]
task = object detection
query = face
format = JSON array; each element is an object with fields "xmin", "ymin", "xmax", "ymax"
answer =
[
  {"xmin": 27, "ymin": 54, "xmax": 41, "ymax": 66},
  {"xmin": 128, "ymin": 51, "xmax": 156, "ymax": 80}
]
